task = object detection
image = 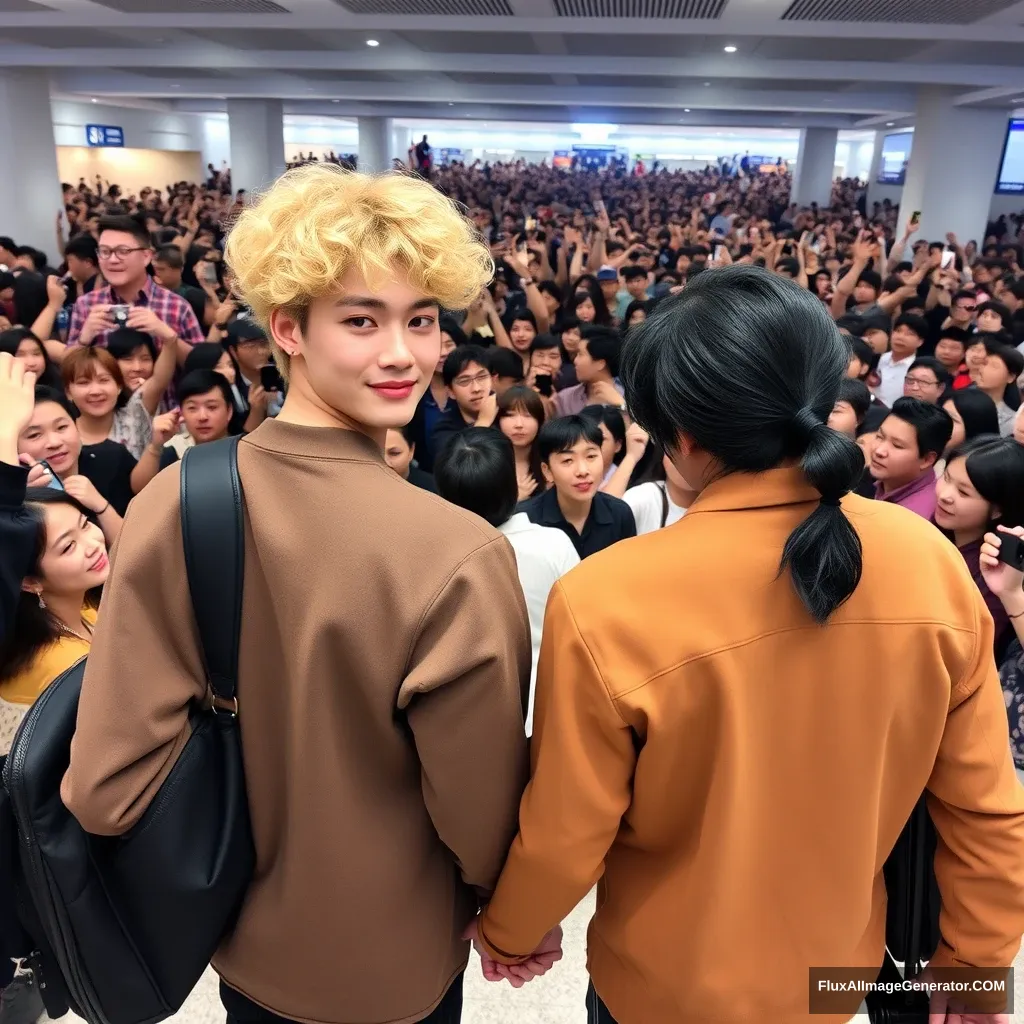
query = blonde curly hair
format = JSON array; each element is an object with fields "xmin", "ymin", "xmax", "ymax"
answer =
[{"xmin": 224, "ymin": 165, "xmax": 493, "ymax": 380}]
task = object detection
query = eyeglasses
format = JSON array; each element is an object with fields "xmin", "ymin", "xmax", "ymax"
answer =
[
  {"xmin": 97, "ymin": 246, "xmax": 148, "ymax": 261},
  {"xmin": 453, "ymin": 371, "xmax": 491, "ymax": 388},
  {"xmin": 904, "ymin": 375, "xmax": 940, "ymax": 390}
]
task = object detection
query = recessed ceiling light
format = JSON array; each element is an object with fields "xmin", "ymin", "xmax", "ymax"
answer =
[
  {"xmin": 886, "ymin": 121, "xmax": 894, "ymax": 126},
  {"xmin": 366, "ymin": 38, "xmax": 379, "ymax": 46},
  {"xmin": 724, "ymin": 45, "xmax": 737, "ymax": 53},
  {"xmin": 332, "ymin": 98, "xmax": 340, "ymax": 103},
  {"xmin": 448, "ymin": 102, "xmax": 454, "ymax": 106},
  {"xmin": 704, "ymin": 81, "xmax": 711, "ymax": 87},
  {"xmin": 91, "ymin": 97, "xmax": 98, "ymax": 103},
  {"xmin": 684, "ymin": 107, "xmax": 690, "ymax": 112}
]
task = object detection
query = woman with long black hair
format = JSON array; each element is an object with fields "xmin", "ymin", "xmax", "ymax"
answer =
[{"xmin": 469, "ymin": 265, "xmax": 1024, "ymax": 1024}]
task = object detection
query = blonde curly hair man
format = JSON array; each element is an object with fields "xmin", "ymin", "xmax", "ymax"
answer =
[{"xmin": 63, "ymin": 166, "xmax": 535, "ymax": 1024}]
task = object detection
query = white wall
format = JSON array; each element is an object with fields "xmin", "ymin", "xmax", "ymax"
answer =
[{"xmin": 51, "ymin": 99, "xmax": 203, "ymax": 154}]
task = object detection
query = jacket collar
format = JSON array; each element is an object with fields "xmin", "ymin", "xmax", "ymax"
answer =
[
  {"xmin": 685, "ymin": 466, "xmax": 821, "ymax": 516},
  {"xmin": 243, "ymin": 418, "xmax": 385, "ymax": 465},
  {"xmin": 537, "ymin": 486, "xmax": 613, "ymax": 526}
]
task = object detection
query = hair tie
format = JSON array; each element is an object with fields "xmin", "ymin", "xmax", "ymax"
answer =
[
  {"xmin": 790, "ymin": 406, "xmax": 824, "ymax": 449},
  {"xmin": 819, "ymin": 495, "xmax": 843, "ymax": 508}
]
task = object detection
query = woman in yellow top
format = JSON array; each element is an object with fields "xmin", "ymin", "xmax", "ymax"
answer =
[{"xmin": 0, "ymin": 487, "xmax": 109, "ymax": 755}]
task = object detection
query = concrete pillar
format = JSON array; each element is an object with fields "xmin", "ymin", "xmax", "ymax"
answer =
[
  {"xmin": 0, "ymin": 70, "xmax": 62, "ymax": 259},
  {"xmin": 846, "ymin": 136, "xmax": 877, "ymax": 182},
  {"xmin": 227, "ymin": 99, "xmax": 285, "ymax": 195},
  {"xmin": 792, "ymin": 127, "xmax": 839, "ymax": 208},
  {"xmin": 358, "ymin": 116, "xmax": 391, "ymax": 174},
  {"xmin": 389, "ymin": 123, "xmax": 409, "ymax": 167},
  {"xmin": 897, "ymin": 88, "xmax": 1008, "ymax": 243}
]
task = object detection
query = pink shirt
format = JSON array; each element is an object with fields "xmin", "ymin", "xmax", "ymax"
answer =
[{"xmin": 874, "ymin": 471, "xmax": 937, "ymax": 520}]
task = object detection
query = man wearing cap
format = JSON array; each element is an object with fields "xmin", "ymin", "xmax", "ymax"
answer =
[{"xmin": 596, "ymin": 265, "xmax": 620, "ymax": 316}]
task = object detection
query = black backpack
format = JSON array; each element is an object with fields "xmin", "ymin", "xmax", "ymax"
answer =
[{"xmin": 1, "ymin": 435, "xmax": 254, "ymax": 1024}]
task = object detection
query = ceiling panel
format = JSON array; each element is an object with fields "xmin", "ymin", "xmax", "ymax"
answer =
[
  {"xmin": 564, "ymin": 33, "xmax": 711, "ymax": 56},
  {"xmin": 575, "ymin": 73, "xmax": 675, "ymax": 87},
  {"xmin": 752, "ymin": 36, "xmax": 922, "ymax": 60},
  {"xmin": 110, "ymin": 67, "xmax": 240, "ymax": 79},
  {"xmin": 336, "ymin": 0, "xmax": 512, "ymax": 10},
  {"xmin": 394, "ymin": 29, "xmax": 537, "ymax": 52},
  {"xmin": 902, "ymin": 39, "xmax": 1024, "ymax": 63},
  {"xmin": 0, "ymin": 26, "xmax": 142, "ymax": 47},
  {"xmin": 445, "ymin": 70, "xmax": 557, "ymax": 85},
  {"xmin": 554, "ymin": 0, "xmax": 724, "ymax": 15},
  {"xmin": 0, "ymin": 0, "xmax": 59, "ymax": 10},
  {"xmin": 183, "ymin": 28, "xmax": 340, "ymax": 50},
  {"xmin": 781, "ymin": 0, "xmax": 1019, "ymax": 24},
  {"xmin": 90, "ymin": 0, "xmax": 289, "ymax": 11},
  {"xmin": 292, "ymin": 68, "xmax": 419, "ymax": 81}
]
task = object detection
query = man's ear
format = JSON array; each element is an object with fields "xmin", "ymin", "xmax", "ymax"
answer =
[{"xmin": 271, "ymin": 309, "xmax": 303, "ymax": 359}]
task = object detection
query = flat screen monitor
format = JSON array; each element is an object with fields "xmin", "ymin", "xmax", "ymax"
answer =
[
  {"xmin": 995, "ymin": 119, "xmax": 1024, "ymax": 194},
  {"xmin": 877, "ymin": 132, "xmax": 913, "ymax": 186}
]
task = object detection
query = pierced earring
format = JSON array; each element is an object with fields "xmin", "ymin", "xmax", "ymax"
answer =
[{"xmin": 37, "ymin": 593, "xmax": 46, "ymax": 610}]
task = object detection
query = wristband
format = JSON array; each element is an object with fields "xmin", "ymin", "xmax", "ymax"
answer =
[
  {"xmin": 1010, "ymin": 608, "xmax": 1024, "ymax": 621},
  {"xmin": 97, "ymin": 501, "xmax": 110, "ymax": 515}
]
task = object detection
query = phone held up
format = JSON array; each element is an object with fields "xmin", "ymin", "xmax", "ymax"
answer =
[
  {"xmin": 534, "ymin": 373, "xmax": 553, "ymax": 397},
  {"xmin": 110, "ymin": 305, "xmax": 131, "ymax": 327},
  {"xmin": 997, "ymin": 533, "xmax": 1024, "ymax": 573},
  {"xmin": 37, "ymin": 460, "xmax": 65, "ymax": 492},
  {"xmin": 260, "ymin": 363, "xmax": 285, "ymax": 394}
]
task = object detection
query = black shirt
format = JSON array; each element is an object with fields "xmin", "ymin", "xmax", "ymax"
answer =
[
  {"xmin": 406, "ymin": 466, "xmax": 437, "ymax": 493},
  {"xmin": 430, "ymin": 404, "xmax": 473, "ymax": 464},
  {"xmin": 79, "ymin": 440, "xmax": 136, "ymax": 517},
  {"xmin": 517, "ymin": 486, "xmax": 636, "ymax": 559}
]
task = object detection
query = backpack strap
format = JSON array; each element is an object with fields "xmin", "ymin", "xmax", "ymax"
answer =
[
  {"xmin": 179, "ymin": 436, "xmax": 245, "ymax": 713},
  {"xmin": 658, "ymin": 482, "xmax": 669, "ymax": 530}
]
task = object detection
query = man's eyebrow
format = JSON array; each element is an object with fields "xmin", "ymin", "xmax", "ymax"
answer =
[{"xmin": 333, "ymin": 297, "xmax": 440, "ymax": 312}]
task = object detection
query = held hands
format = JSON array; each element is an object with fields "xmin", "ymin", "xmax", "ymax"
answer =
[
  {"xmin": 464, "ymin": 918, "xmax": 563, "ymax": 988},
  {"xmin": 979, "ymin": 526, "xmax": 1024, "ymax": 609},
  {"xmin": 62, "ymin": 475, "xmax": 107, "ymax": 513},
  {"xmin": 126, "ymin": 306, "xmax": 176, "ymax": 343},
  {"xmin": 151, "ymin": 409, "xmax": 181, "ymax": 447}
]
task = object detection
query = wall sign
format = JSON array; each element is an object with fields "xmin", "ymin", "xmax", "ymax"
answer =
[{"xmin": 86, "ymin": 124, "xmax": 125, "ymax": 148}]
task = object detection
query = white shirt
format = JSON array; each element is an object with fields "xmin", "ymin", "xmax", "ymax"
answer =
[
  {"xmin": 623, "ymin": 481, "xmax": 688, "ymax": 535},
  {"xmin": 498, "ymin": 513, "xmax": 580, "ymax": 735},
  {"xmin": 872, "ymin": 351, "xmax": 915, "ymax": 408}
]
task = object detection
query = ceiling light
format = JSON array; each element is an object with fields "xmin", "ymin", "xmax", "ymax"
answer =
[
  {"xmin": 724, "ymin": 45, "xmax": 737, "ymax": 53},
  {"xmin": 684, "ymin": 107, "xmax": 690, "ymax": 112},
  {"xmin": 332, "ymin": 98, "xmax": 340, "ymax": 103},
  {"xmin": 886, "ymin": 121, "xmax": 894, "ymax": 126},
  {"xmin": 704, "ymin": 81, "xmax": 711, "ymax": 87},
  {"xmin": 448, "ymin": 102, "xmax": 454, "ymax": 106},
  {"xmin": 91, "ymin": 97, "xmax": 98, "ymax": 103},
  {"xmin": 366, "ymin": 38, "xmax": 379, "ymax": 46}
]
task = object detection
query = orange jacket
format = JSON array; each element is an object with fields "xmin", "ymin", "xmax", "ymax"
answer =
[{"xmin": 480, "ymin": 466, "xmax": 1024, "ymax": 1023}]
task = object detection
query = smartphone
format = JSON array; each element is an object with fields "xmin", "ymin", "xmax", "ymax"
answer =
[
  {"xmin": 941, "ymin": 250, "xmax": 956, "ymax": 270},
  {"xmin": 202, "ymin": 262, "xmax": 219, "ymax": 285},
  {"xmin": 911, "ymin": 211, "xmax": 921, "ymax": 223},
  {"xmin": 997, "ymin": 534, "xmax": 1024, "ymax": 571},
  {"xmin": 110, "ymin": 304, "xmax": 130, "ymax": 327},
  {"xmin": 714, "ymin": 245, "xmax": 726, "ymax": 262},
  {"xmin": 260, "ymin": 363, "xmax": 285, "ymax": 393},
  {"xmin": 37, "ymin": 460, "xmax": 64, "ymax": 491},
  {"xmin": 534, "ymin": 373, "xmax": 553, "ymax": 397},
  {"xmin": 524, "ymin": 217, "xmax": 537, "ymax": 232}
]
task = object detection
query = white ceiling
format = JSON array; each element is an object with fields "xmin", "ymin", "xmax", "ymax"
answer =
[{"xmin": 4, "ymin": 0, "xmax": 1024, "ymax": 129}]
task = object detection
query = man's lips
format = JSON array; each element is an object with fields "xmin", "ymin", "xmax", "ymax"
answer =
[{"xmin": 370, "ymin": 380, "xmax": 417, "ymax": 399}]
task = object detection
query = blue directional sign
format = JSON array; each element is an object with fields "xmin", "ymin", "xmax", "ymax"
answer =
[{"xmin": 86, "ymin": 124, "xmax": 124, "ymax": 148}]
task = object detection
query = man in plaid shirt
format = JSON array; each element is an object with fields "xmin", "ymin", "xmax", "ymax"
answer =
[{"xmin": 67, "ymin": 215, "xmax": 205, "ymax": 407}]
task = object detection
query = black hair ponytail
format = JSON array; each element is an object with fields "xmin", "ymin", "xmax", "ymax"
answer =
[{"xmin": 779, "ymin": 409, "xmax": 865, "ymax": 624}]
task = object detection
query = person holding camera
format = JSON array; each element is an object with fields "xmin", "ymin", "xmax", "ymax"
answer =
[{"xmin": 66, "ymin": 215, "xmax": 205, "ymax": 409}]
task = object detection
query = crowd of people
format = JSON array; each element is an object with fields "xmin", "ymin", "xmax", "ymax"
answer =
[{"xmin": 2, "ymin": 157, "xmax": 1024, "ymax": 1024}]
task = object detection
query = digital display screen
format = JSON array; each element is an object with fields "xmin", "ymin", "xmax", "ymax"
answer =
[
  {"xmin": 995, "ymin": 119, "xmax": 1024, "ymax": 194},
  {"xmin": 877, "ymin": 132, "xmax": 913, "ymax": 185}
]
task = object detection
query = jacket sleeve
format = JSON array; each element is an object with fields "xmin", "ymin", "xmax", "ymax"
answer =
[
  {"xmin": 0, "ymin": 462, "xmax": 34, "ymax": 648},
  {"xmin": 61, "ymin": 463, "xmax": 207, "ymax": 836},
  {"xmin": 926, "ymin": 588, "xmax": 1024, "ymax": 980},
  {"xmin": 401, "ymin": 536, "xmax": 531, "ymax": 896},
  {"xmin": 479, "ymin": 578, "xmax": 636, "ymax": 962}
]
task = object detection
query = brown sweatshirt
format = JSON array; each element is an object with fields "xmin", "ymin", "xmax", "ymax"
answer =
[
  {"xmin": 62, "ymin": 420, "xmax": 531, "ymax": 1024},
  {"xmin": 479, "ymin": 467, "xmax": 1024, "ymax": 1023}
]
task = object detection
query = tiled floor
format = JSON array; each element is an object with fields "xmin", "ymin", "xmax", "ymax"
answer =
[{"xmin": 53, "ymin": 887, "xmax": 1024, "ymax": 1024}]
